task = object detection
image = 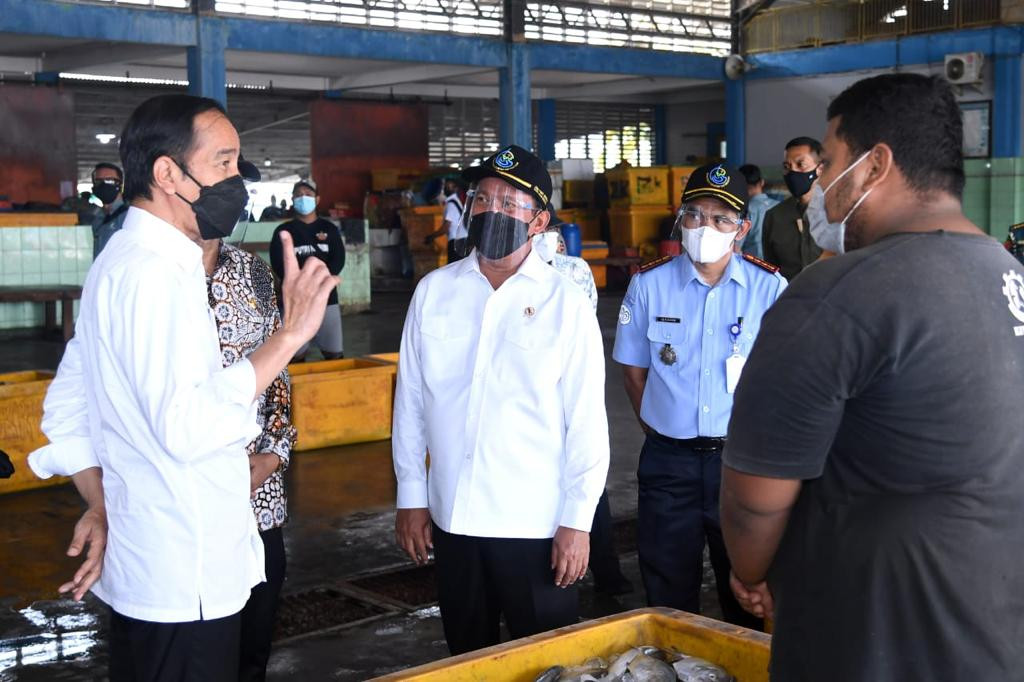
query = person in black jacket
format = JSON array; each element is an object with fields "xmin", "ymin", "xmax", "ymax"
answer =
[{"xmin": 269, "ymin": 180, "xmax": 345, "ymax": 360}]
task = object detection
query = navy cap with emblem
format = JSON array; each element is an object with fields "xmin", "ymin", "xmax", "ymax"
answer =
[
  {"xmin": 463, "ymin": 144, "xmax": 552, "ymax": 211},
  {"xmin": 681, "ymin": 163, "xmax": 748, "ymax": 213}
]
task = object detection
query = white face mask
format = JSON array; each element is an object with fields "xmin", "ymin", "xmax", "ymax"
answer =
[
  {"xmin": 681, "ymin": 225, "xmax": 737, "ymax": 264},
  {"xmin": 532, "ymin": 231, "xmax": 560, "ymax": 262},
  {"xmin": 808, "ymin": 150, "xmax": 873, "ymax": 253}
]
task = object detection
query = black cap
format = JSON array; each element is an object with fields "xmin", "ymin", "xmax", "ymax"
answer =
[
  {"xmin": 293, "ymin": 179, "xmax": 317, "ymax": 194},
  {"xmin": 463, "ymin": 145, "xmax": 551, "ymax": 210},
  {"xmin": 681, "ymin": 163, "xmax": 748, "ymax": 213},
  {"xmin": 238, "ymin": 155, "xmax": 261, "ymax": 183}
]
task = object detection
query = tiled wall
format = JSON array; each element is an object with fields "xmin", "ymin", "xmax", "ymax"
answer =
[
  {"xmin": 0, "ymin": 220, "xmax": 372, "ymax": 330},
  {"xmin": 0, "ymin": 225, "xmax": 92, "ymax": 329}
]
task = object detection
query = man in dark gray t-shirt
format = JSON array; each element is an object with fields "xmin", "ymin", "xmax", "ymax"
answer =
[{"xmin": 720, "ymin": 73, "xmax": 1024, "ymax": 681}]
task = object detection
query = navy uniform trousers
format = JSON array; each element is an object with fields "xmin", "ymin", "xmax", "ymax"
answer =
[{"xmin": 637, "ymin": 431, "xmax": 762, "ymax": 630}]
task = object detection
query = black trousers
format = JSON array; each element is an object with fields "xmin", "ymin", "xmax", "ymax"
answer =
[
  {"xmin": 239, "ymin": 527, "xmax": 287, "ymax": 682},
  {"xmin": 446, "ymin": 238, "xmax": 467, "ymax": 264},
  {"xmin": 108, "ymin": 609, "xmax": 240, "ymax": 682},
  {"xmin": 589, "ymin": 489, "xmax": 629, "ymax": 592},
  {"xmin": 636, "ymin": 433, "xmax": 762, "ymax": 630},
  {"xmin": 432, "ymin": 524, "xmax": 579, "ymax": 655}
]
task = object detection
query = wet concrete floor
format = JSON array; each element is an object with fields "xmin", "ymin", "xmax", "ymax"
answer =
[{"xmin": 0, "ymin": 289, "xmax": 726, "ymax": 680}]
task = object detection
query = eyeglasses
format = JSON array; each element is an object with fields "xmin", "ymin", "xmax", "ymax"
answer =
[
  {"xmin": 676, "ymin": 206, "xmax": 744, "ymax": 233},
  {"xmin": 471, "ymin": 191, "xmax": 539, "ymax": 215}
]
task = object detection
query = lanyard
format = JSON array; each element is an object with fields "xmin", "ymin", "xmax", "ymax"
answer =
[{"xmin": 729, "ymin": 317, "xmax": 743, "ymax": 355}]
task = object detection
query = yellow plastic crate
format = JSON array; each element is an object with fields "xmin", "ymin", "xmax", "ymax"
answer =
[
  {"xmin": 609, "ymin": 205, "xmax": 674, "ymax": 247},
  {"xmin": 557, "ymin": 208, "xmax": 602, "ymax": 241},
  {"xmin": 607, "ymin": 166, "xmax": 670, "ymax": 207},
  {"xmin": 669, "ymin": 165, "xmax": 699, "ymax": 208},
  {"xmin": 0, "ymin": 370, "xmax": 62, "ymax": 495},
  {"xmin": 400, "ymin": 206, "xmax": 447, "ymax": 254},
  {"xmin": 371, "ymin": 608, "xmax": 771, "ymax": 682},
  {"xmin": 562, "ymin": 180, "xmax": 594, "ymax": 206},
  {"xmin": 288, "ymin": 359, "xmax": 397, "ymax": 451}
]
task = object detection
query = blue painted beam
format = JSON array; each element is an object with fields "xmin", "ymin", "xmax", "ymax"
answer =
[
  {"xmin": 499, "ymin": 44, "xmax": 532, "ymax": 149},
  {"xmin": 748, "ymin": 26, "xmax": 1024, "ymax": 80},
  {"xmin": 725, "ymin": 79, "xmax": 744, "ymax": 167},
  {"xmin": 537, "ymin": 99, "xmax": 556, "ymax": 162},
  {"xmin": 0, "ymin": 0, "xmax": 195, "ymax": 45},
  {"xmin": 993, "ymin": 53, "xmax": 1022, "ymax": 158},
  {"xmin": 653, "ymin": 104, "xmax": 667, "ymax": 166},
  {"xmin": 526, "ymin": 42, "xmax": 721, "ymax": 79},
  {"xmin": 188, "ymin": 18, "xmax": 227, "ymax": 107}
]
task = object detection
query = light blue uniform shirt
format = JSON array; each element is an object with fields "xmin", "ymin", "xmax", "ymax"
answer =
[
  {"xmin": 742, "ymin": 192, "xmax": 780, "ymax": 260},
  {"xmin": 612, "ymin": 253, "xmax": 787, "ymax": 439}
]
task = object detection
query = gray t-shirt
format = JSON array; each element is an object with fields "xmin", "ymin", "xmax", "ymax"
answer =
[{"xmin": 725, "ymin": 231, "xmax": 1024, "ymax": 681}]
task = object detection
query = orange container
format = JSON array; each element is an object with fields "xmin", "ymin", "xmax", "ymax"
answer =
[
  {"xmin": 400, "ymin": 206, "xmax": 446, "ymax": 253},
  {"xmin": 581, "ymin": 240, "xmax": 609, "ymax": 290},
  {"xmin": 0, "ymin": 370, "xmax": 61, "ymax": 495}
]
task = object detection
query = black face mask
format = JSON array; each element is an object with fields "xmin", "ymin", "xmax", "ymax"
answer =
[
  {"xmin": 93, "ymin": 179, "xmax": 121, "ymax": 205},
  {"xmin": 783, "ymin": 168, "xmax": 818, "ymax": 198},
  {"xmin": 468, "ymin": 211, "xmax": 530, "ymax": 261},
  {"xmin": 175, "ymin": 164, "xmax": 249, "ymax": 240}
]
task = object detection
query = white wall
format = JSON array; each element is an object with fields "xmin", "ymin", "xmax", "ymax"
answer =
[
  {"xmin": 744, "ymin": 62, "xmax": 995, "ymax": 171},
  {"xmin": 664, "ymin": 97, "xmax": 725, "ymax": 165}
]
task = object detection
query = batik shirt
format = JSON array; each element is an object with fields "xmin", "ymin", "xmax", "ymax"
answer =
[
  {"xmin": 208, "ymin": 242, "xmax": 296, "ymax": 531},
  {"xmin": 550, "ymin": 253, "xmax": 598, "ymax": 311}
]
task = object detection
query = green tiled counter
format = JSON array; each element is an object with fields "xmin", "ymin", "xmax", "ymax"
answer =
[{"xmin": 0, "ymin": 220, "xmax": 371, "ymax": 331}]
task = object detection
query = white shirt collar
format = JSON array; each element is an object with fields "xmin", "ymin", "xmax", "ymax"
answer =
[
  {"xmin": 455, "ymin": 246, "xmax": 553, "ymax": 284},
  {"xmin": 122, "ymin": 206, "xmax": 204, "ymax": 272}
]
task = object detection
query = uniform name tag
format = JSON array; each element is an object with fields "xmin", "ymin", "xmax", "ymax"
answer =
[
  {"xmin": 655, "ymin": 316, "xmax": 681, "ymax": 323},
  {"xmin": 725, "ymin": 354, "xmax": 746, "ymax": 394}
]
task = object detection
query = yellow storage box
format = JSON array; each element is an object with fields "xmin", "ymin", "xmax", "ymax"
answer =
[
  {"xmin": 0, "ymin": 370, "xmax": 61, "ymax": 495},
  {"xmin": 372, "ymin": 168, "xmax": 423, "ymax": 191},
  {"xmin": 607, "ymin": 166, "xmax": 670, "ymax": 207},
  {"xmin": 562, "ymin": 180, "xmax": 594, "ymax": 206},
  {"xmin": 580, "ymin": 241, "xmax": 609, "ymax": 290},
  {"xmin": 371, "ymin": 608, "xmax": 770, "ymax": 682},
  {"xmin": 558, "ymin": 208, "xmax": 602, "ymax": 241},
  {"xmin": 669, "ymin": 165, "xmax": 698, "ymax": 208},
  {"xmin": 400, "ymin": 206, "xmax": 446, "ymax": 253},
  {"xmin": 288, "ymin": 359, "xmax": 397, "ymax": 451},
  {"xmin": 609, "ymin": 205, "xmax": 674, "ymax": 247}
]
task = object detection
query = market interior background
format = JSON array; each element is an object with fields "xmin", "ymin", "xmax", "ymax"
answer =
[{"xmin": 0, "ymin": 0, "xmax": 1022, "ymax": 679}]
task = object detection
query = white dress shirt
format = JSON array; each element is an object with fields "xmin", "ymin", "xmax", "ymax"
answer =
[
  {"xmin": 29, "ymin": 207, "xmax": 265, "ymax": 623},
  {"xmin": 393, "ymin": 248, "xmax": 610, "ymax": 539}
]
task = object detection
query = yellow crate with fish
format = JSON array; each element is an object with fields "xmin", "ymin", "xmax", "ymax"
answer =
[
  {"xmin": 370, "ymin": 608, "xmax": 770, "ymax": 682},
  {"xmin": 288, "ymin": 358, "xmax": 398, "ymax": 451},
  {"xmin": 0, "ymin": 370, "xmax": 60, "ymax": 495}
]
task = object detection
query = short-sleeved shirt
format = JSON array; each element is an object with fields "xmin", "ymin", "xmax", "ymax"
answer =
[
  {"xmin": 444, "ymin": 195, "xmax": 467, "ymax": 240},
  {"xmin": 724, "ymin": 231, "xmax": 1024, "ymax": 680},
  {"xmin": 612, "ymin": 253, "xmax": 786, "ymax": 438},
  {"xmin": 269, "ymin": 218, "xmax": 345, "ymax": 305},
  {"xmin": 742, "ymin": 192, "xmax": 779, "ymax": 260},
  {"xmin": 762, "ymin": 196, "xmax": 821, "ymax": 280}
]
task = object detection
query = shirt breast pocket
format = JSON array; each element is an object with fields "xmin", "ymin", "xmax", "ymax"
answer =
[
  {"xmin": 500, "ymin": 324, "xmax": 560, "ymax": 389},
  {"xmin": 419, "ymin": 317, "xmax": 474, "ymax": 384},
  {"xmin": 646, "ymin": 320, "xmax": 683, "ymax": 371}
]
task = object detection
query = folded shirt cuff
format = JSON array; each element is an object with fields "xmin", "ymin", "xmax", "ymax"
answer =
[
  {"xmin": 216, "ymin": 358, "xmax": 257, "ymax": 406},
  {"xmin": 396, "ymin": 479, "xmax": 429, "ymax": 509},
  {"xmin": 559, "ymin": 497, "xmax": 598, "ymax": 533},
  {"xmin": 28, "ymin": 437, "xmax": 99, "ymax": 479}
]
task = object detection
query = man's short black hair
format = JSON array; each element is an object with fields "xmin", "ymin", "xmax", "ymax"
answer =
[
  {"xmin": 739, "ymin": 164, "xmax": 763, "ymax": 186},
  {"xmin": 827, "ymin": 73, "xmax": 964, "ymax": 199},
  {"xmin": 92, "ymin": 162, "xmax": 123, "ymax": 181},
  {"xmin": 785, "ymin": 136, "xmax": 823, "ymax": 157},
  {"xmin": 119, "ymin": 94, "xmax": 227, "ymax": 202}
]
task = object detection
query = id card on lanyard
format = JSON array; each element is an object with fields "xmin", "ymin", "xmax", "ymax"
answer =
[{"xmin": 725, "ymin": 317, "xmax": 746, "ymax": 394}]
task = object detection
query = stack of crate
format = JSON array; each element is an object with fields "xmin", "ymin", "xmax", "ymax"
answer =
[
  {"xmin": 399, "ymin": 205, "xmax": 447, "ymax": 280},
  {"xmin": 606, "ymin": 165, "xmax": 674, "ymax": 250}
]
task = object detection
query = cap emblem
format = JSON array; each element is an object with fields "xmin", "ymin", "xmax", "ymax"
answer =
[
  {"xmin": 707, "ymin": 165, "xmax": 730, "ymax": 188},
  {"xmin": 494, "ymin": 149, "xmax": 518, "ymax": 171}
]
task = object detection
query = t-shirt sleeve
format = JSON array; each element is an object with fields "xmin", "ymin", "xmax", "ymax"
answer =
[
  {"xmin": 443, "ymin": 201, "xmax": 462, "ymax": 225},
  {"xmin": 723, "ymin": 293, "xmax": 882, "ymax": 480},
  {"xmin": 612, "ymin": 274, "xmax": 651, "ymax": 368}
]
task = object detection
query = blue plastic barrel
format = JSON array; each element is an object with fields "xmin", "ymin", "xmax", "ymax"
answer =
[{"xmin": 561, "ymin": 222, "xmax": 582, "ymax": 257}]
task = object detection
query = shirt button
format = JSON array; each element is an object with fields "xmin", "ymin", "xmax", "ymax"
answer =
[
  {"xmin": 708, "ymin": 292, "xmax": 716, "ymax": 299},
  {"xmin": 465, "ymin": 453, "xmax": 472, "ymax": 460},
  {"xmin": 706, "ymin": 328, "xmax": 714, "ymax": 335},
  {"xmin": 704, "ymin": 369, "xmax": 710, "ymax": 376},
  {"xmin": 703, "ymin": 405, "xmax": 710, "ymax": 413}
]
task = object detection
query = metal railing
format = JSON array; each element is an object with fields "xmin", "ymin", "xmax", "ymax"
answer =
[{"xmin": 744, "ymin": 0, "xmax": 1002, "ymax": 54}]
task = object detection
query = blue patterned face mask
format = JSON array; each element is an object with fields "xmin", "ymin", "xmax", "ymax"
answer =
[{"xmin": 293, "ymin": 195, "xmax": 316, "ymax": 216}]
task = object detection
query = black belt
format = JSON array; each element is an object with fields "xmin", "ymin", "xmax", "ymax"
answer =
[{"xmin": 651, "ymin": 431, "xmax": 726, "ymax": 451}]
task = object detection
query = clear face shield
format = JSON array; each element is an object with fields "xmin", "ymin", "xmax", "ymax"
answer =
[
  {"xmin": 457, "ymin": 177, "xmax": 547, "ymax": 261},
  {"xmin": 670, "ymin": 203, "xmax": 745, "ymax": 264}
]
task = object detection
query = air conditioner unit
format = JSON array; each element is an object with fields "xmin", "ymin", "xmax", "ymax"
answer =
[{"xmin": 945, "ymin": 52, "xmax": 985, "ymax": 86}]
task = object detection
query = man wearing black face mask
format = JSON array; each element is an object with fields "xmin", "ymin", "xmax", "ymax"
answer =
[
  {"xmin": 28, "ymin": 94, "xmax": 338, "ymax": 681},
  {"xmin": 393, "ymin": 145, "xmax": 609, "ymax": 655},
  {"xmin": 90, "ymin": 162, "xmax": 128, "ymax": 258},
  {"xmin": 761, "ymin": 136, "xmax": 824, "ymax": 280}
]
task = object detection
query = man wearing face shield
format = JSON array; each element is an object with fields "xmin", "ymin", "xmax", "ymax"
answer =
[
  {"xmin": 90, "ymin": 162, "xmax": 128, "ymax": 258},
  {"xmin": 392, "ymin": 145, "xmax": 610, "ymax": 654},
  {"xmin": 612, "ymin": 163, "xmax": 786, "ymax": 628},
  {"xmin": 721, "ymin": 73, "xmax": 1024, "ymax": 681},
  {"xmin": 28, "ymin": 94, "xmax": 338, "ymax": 680},
  {"xmin": 762, "ymin": 137, "xmax": 825, "ymax": 280}
]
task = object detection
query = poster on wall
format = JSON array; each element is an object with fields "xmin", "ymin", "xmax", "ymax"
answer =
[{"xmin": 960, "ymin": 100, "xmax": 991, "ymax": 158}]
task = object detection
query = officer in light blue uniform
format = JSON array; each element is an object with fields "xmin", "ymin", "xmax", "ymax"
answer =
[{"xmin": 613, "ymin": 163, "xmax": 786, "ymax": 628}]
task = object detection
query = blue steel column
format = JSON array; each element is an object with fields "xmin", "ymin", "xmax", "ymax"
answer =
[
  {"xmin": 187, "ymin": 17, "xmax": 227, "ymax": 108},
  {"xmin": 537, "ymin": 98, "xmax": 556, "ymax": 161},
  {"xmin": 499, "ymin": 43, "xmax": 532, "ymax": 149},
  {"xmin": 725, "ymin": 77, "xmax": 745, "ymax": 167},
  {"xmin": 992, "ymin": 52, "xmax": 1022, "ymax": 158},
  {"xmin": 654, "ymin": 104, "xmax": 667, "ymax": 165}
]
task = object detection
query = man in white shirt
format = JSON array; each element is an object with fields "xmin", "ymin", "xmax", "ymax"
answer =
[
  {"xmin": 424, "ymin": 177, "xmax": 469, "ymax": 264},
  {"xmin": 392, "ymin": 145, "xmax": 610, "ymax": 654},
  {"xmin": 28, "ymin": 94, "xmax": 338, "ymax": 682}
]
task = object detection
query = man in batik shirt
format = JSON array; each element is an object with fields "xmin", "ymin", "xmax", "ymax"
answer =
[{"xmin": 205, "ymin": 239, "xmax": 296, "ymax": 681}]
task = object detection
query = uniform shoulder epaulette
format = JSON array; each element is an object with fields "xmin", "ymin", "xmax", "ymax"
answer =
[
  {"xmin": 638, "ymin": 255, "xmax": 674, "ymax": 273},
  {"xmin": 742, "ymin": 253, "xmax": 780, "ymax": 274}
]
